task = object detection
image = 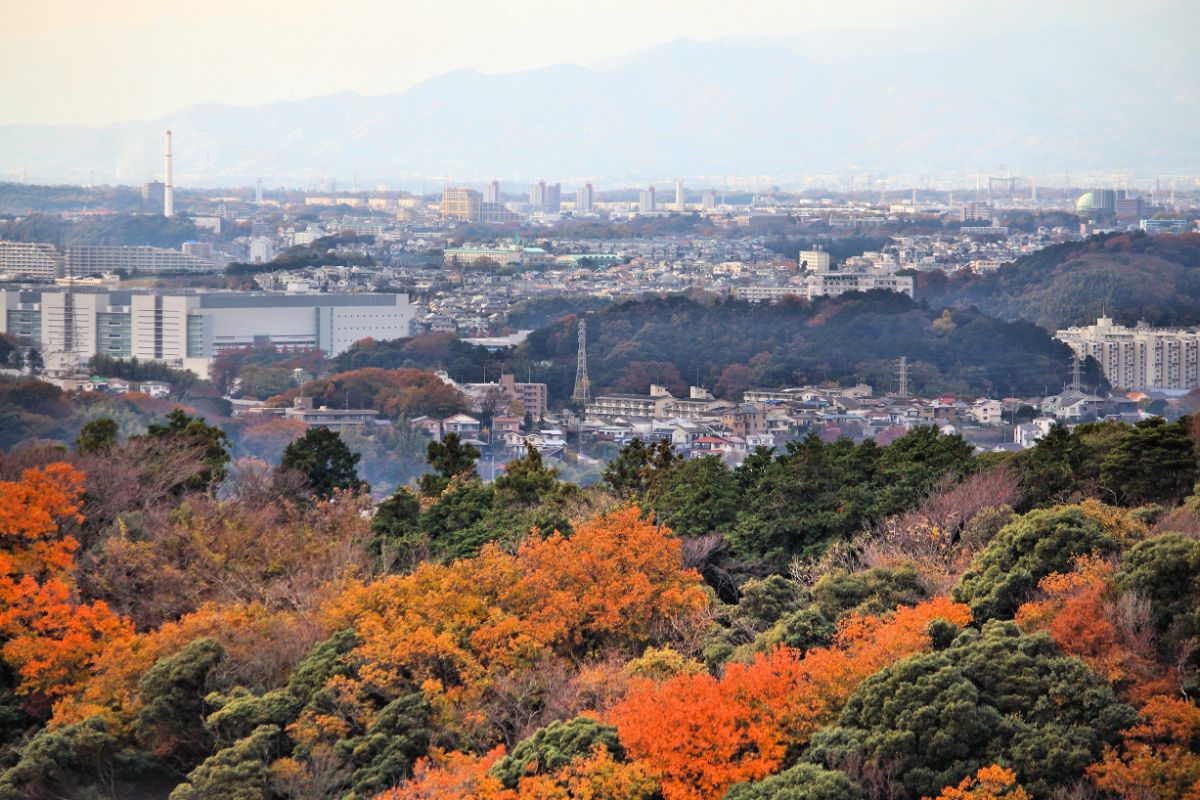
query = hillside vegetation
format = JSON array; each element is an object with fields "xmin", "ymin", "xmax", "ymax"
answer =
[
  {"xmin": 511, "ymin": 291, "xmax": 1094, "ymax": 399},
  {"xmin": 924, "ymin": 232, "xmax": 1200, "ymax": 330},
  {"xmin": 0, "ymin": 404, "xmax": 1197, "ymax": 799}
]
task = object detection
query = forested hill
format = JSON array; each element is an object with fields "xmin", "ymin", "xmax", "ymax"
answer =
[
  {"xmin": 514, "ymin": 291, "xmax": 1094, "ymax": 399},
  {"xmin": 921, "ymin": 232, "xmax": 1200, "ymax": 331}
]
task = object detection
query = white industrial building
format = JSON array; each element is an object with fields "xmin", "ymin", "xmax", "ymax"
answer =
[{"xmin": 0, "ymin": 287, "xmax": 414, "ymax": 378}]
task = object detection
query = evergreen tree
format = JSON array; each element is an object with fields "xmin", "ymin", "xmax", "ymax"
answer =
[{"xmin": 279, "ymin": 427, "xmax": 364, "ymax": 499}]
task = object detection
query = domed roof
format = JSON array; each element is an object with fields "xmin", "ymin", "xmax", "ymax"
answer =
[{"xmin": 1075, "ymin": 192, "xmax": 1096, "ymax": 212}]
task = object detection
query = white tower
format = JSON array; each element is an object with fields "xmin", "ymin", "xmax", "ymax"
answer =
[
  {"xmin": 163, "ymin": 130, "xmax": 174, "ymax": 217},
  {"xmin": 675, "ymin": 180, "xmax": 684, "ymax": 211}
]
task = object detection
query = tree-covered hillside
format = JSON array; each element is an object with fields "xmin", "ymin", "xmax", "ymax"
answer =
[
  {"xmin": 923, "ymin": 232, "xmax": 1200, "ymax": 331},
  {"xmin": 515, "ymin": 291, "xmax": 1094, "ymax": 399}
]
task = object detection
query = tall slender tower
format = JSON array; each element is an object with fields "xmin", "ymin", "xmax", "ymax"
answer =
[
  {"xmin": 897, "ymin": 356, "xmax": 909, "ymax": 399},
  {"xmin": 675, "ymin": 180, "xmax": 684, "ymax": 211},
  {"xmin": 572, "ymin": 319, "xmax": 592, "ymax": 403},
  {"xmin": 163, "ymin": 130, "xmax": 174, "ymax": 217}
]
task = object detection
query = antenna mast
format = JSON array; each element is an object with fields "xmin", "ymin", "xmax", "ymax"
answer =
[
  {"xmin": 897, "ymin": 356, "xmax": 909, "ymax": 399},
  {"xmin": 572, "ymin": 319, "xmax": 592, "ymax": 403}
]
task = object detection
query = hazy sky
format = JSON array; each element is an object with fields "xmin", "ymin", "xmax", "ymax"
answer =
[{"xmin": 0, "ymin": 0, "xmax": 1190, "ymax": 127}]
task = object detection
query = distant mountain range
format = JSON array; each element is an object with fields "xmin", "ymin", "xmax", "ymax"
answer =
[{"xmin": 1, "ymin": 36, "xmax": 1196, "ymax": 187}]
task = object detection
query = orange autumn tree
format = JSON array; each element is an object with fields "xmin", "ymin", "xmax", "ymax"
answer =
[
  {"xmin": 1015, "ymin": 556, "xmax": 1173, "ymax": 703},
  {"xmin": 926, "ymin": 765, "xmax": 1031, "ymax": 800},
  {"xmin": 318, "ymin": 506, "xmax": 708, "ymax": 750},
  {"xmin": 0, "ymin": 463, "xmax": 133, "ymax": 702},
  {"xmin": 1088, "ymin": 696, "xmax": 1200, "ymax": 800},
  {"xmin": 609, "ymin": 597, "xmax": 972, "ymax": 800}
]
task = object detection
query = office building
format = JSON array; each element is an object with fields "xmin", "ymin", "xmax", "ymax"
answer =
[
  {"xmin": 638, "ymin": 186, "xmax": 656, "ymax": 212},
  {"xmin": 0, "ymin": 287, "xmax": 415, "ymax": 378},
  {"xmin": 797, "ymin": 250, "xmax": 830, "ymax": 272},
  {"xmin": 142, "ymin": 181, "xmax": 165, "ymax": 207},
  {"xmin": 1140, "ymin": 218, "xmax": 1192, "ymax": 235},
  {"xmin": 0, "ymin": 241, "xmax": 64, "ymax": 279},
  {"xmin": 65, "ymin": 245, "xmax": 217, "ymax": 274},
  {"xmin": 702, "ymin": 190, "xmax": 717, "ymax": 210},
  {"xmin": 441, "ymin": 187, "xmax": 482, "ymax": 222},
  {"xmin": 1056, "ymin": 316, "xmax": 1200, "ymax": 391},
  {"xmin": 575, "ymin": 183, "xmax": 594, "ymax": 212}
]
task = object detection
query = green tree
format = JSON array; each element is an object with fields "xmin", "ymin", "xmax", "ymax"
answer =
[
  {"xmin": 136, "ymin": 638, "xmax": 225, "ymax": 770},
  {"xmin": 491, "ymin": 716, "xmax": 625, "ymax": 789},
  {"xmin": 418, "ymin": 432, "xmax": 479, "ymax": 496},
  {"xmin": 725, "ymin": 762, "xmax": 864, "ymax": 800},
  {"xmin": 75, "ymin": 417, "xmax": 118, "ymax": 455},
  {"xmin": 169, "ymin": 724, "xmax": 279, "ymax": 800},
  {"xmin": 1009, "ymin": 424, "xmax": 1095, "ymax": 508},
  {"xmin": 335, "ymin": 693, "xmax": 432, "ymax": 798},
  {"xmin": 952, "ymin": 506, "xmax": 1119, "ymax": 621},
  {"xmin": 279, "ymin": 427, "xmax": 365, "ymax": 499},
  {"xmin": 369, "ymin": 487, "xmax": 424, "ymax": 566},
  {"xmin": 1099, "ymin": 416, "xmax": 1197, "ymax": 505},
  {"xmin": 0, "ymin": 717, "xmax": 162, "ymax": 800},
  {"xmin": 807, "ymin": 622, "xmax": 1135, "ymax": 799},
  {"xmin": 648, "ymin": 456, "xmax": 739, "ymax": 537},
  {"xmin": 1115, "ymin": 533, "xmax": 1200, "ymax": 664}
]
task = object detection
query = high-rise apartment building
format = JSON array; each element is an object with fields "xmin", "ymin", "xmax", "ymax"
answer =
[
  {"xmin": 530, "ymin": 181, "xmax": 547, "ymax": 208},
  {"xmin": 675, "ymin": 180, "xmax": 685, "ymax": 210},
  {"xmin": 66, "ymin": 245, "xmax": 216, "ymax": 273},
  {"xmin": 1056, "ymin": 316, "xmax": 1200, "ymax": 391},
  {"xmin": 441, "ymin": 187, "xmax": 482, "ymax": 222},
  {"xmin": 702, "ymin": 190, "xmax": 717, "ymax": 210},
  {"xmin": 575, "ymin": 183, "xmax": 594, "ymax": 212},
  {"xmin": 484, "ymin": 180, "xmax": 501, "ymax": 204},
  {"xmin": 545, "ymin": 183, "xmax": 562, "ymax": 212},
  {"xmin": 638, "ymin": 186, "xmax": 656, "ymax": 212}
]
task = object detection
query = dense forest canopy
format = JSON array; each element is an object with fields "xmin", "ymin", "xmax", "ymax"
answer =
[{"xmin": 511, "ymin": 291, "xmax": 1097, "ymax": 399}]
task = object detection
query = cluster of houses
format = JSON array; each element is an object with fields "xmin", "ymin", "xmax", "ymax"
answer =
[
  {"xmin": 571, "ymin": 382, "xmax": 1146, "ymax": 464},
  {"xmin": 40, "ymin": 375, "xmax": 174, "ymax": 398}
]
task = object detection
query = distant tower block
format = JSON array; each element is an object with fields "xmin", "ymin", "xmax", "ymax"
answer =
[
  {"xmin": 163, "ymin": 130, "xmax": 174, "ymax": 217},
  {"xmin": 255, "ymin": 177, "xmax": 264, "ymax": 204},
  {"xmin": 675, "ymin": 180, "xmax": 684, "ymax": 211},
  {"xmin": 572, "ymin": 319, "xmax": 592, "ymax": 403}
]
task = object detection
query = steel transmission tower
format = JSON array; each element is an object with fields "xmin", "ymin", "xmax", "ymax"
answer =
[
  {"xmin": 897, "ymin": 356, "xmax": 909, "ymax": 399},
  {"xmin": 572, "ymin": 319, "xmax": 592, "ymax": 403}
]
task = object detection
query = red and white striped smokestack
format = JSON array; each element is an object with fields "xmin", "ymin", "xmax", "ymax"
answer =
[{"xmin": 164, "ymin": 129, "xmax": 174, "ymax": 217}]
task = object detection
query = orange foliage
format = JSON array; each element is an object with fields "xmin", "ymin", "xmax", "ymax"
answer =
[
  {"xmin": 609, "ymin": 597, "xmax": 972, "ymax": 800},
  {"xmin": 376, "ymin": 746, "xmax": 508, "ymax": 800},
  {"xmin": 53, "ymin": 601, "xmax": 320, "ymax": 731},
  {"xmin": 377, "ymin": 744, "xmax": 658, "ymax": 800},
  {"xmin": 321, "ymin": 507, "xmax": 707, "ymax": 746},
  {"xmin": 0, "ymin": 464, "xmax": 133, "ymax": 701},
  {"xmin": 926, "ymin": 765, "xmax": 1031, "ymax": 800},
  {"xmin": 1015, "ymin": 556, "xmax": 1172, "ymax": 702},
  {"xmin": 1088, "ymin": 696, "xmax": 1200, "ymax": 800}
]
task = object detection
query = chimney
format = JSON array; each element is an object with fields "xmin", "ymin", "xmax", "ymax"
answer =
[{"xmin": 164, "ymin": 130, "xmax": 174, "ymax": 217}]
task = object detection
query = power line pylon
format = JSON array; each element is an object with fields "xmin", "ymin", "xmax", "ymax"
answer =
[{"xmin": 572, "ymin": 318, "xmax": 591, "ymax": 403}]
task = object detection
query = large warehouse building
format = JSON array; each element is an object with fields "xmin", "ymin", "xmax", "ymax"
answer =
[{"xmin": 0, "ymin": 287, "xmax": 415, "ymax": 377}]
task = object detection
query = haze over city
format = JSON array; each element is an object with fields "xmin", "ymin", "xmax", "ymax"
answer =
[{"xmin": 1, "ymin": 0, "xmax": 1197, "ymax": 185}]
